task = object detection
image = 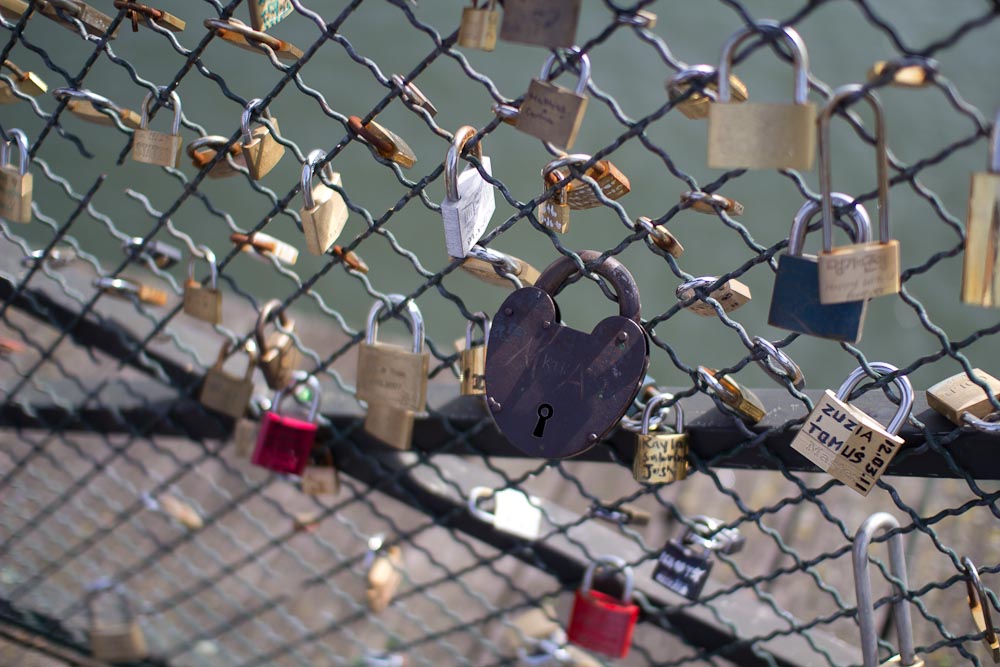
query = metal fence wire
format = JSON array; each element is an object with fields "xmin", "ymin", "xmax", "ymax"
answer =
[{"xmin": 4, "ymin": 1, "xmax": 1000, "ymax": 667}]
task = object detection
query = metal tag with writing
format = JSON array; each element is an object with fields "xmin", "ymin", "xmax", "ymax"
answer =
[{"xmin": 652, "ymin": 540, "xmax": 712, "ymax": 600}]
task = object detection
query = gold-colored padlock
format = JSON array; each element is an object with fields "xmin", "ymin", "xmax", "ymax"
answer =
[
  {"xmin": 457, "ymin": 0, "xmax": 498, "ymax": 51},
  {"xmin": 499, "ymin": 0, "xmax": 580, "ymax": 48},
  {"xmin": 391, "ymin": 74, "xmax": 438, "ymax": 117},
  {"xmin": 230, "ymin": 231, "xmax": 299, "ymax": 266},
  {"xmin": 667, "ymin": 65, "xmax": 747, "ymax": 120},
  {"xmin": 0, "ymin": 0, "xmax": 29, "ymax": 22},
  {"xmin": 241, "ymin": 97, "xmax": 285, "ymax": 180},
  {"xmin": 186, "ymin": 135, "xmax": 246, "ymax": 178},
  {"xmin": 112, "ymin": 1, "xmax": 185, "ymax": 32},
  {"xmin": 255, "ymin": 299, "xmax": 301, "ymax": 390},
  {"xmin": 54, "ymin": 87, "xmax": 143, "ymax": 129},
  {"xmin": 183, "ymin": 246, "xmax": 223, "ymax": 324},
  {"xmin": 132, "ymin": 87, "xmax": 183, "ymax": 168},
  {"xmin": 0, "ymin": 60, "xmax": 46, "ymax": 104},
  {"xmin": 459, "ymin": 313, "xmax": 489, "ymax": 396},
  {"xmin": 356, "ymin": 295, "xmax": 429, "ymax": 450},
  {"xmin": 36, "ymin": 0, "xmax": 119, "ymax": 38},
  {"xmin": 633, "ymin": 393, "xmax": 689, "ymax": 484},
  {"xmin": 366, "ymin": 535, "xmax": 403, "ymax": 613},
  {"xmin": 517, "ymin": 49, "xmax": 590, "ymax": 150},
  {"xmin": 86, "ymin": 580, "xmax": 148, "ymax": 664},
  {"xmin": 707, "ymin": 21, "xmax": 815, "ymax": 170},
  {"xmin": 247, "ymin": 0, "xmax": 291, "ymax": 31},
  {"xmin": 538, "ymin": 168, "xmax": 572, "ymax": 234},
  {"xmin": 301, "ymin": 448, "xmax": 339, "ymax": 496},
  {"xmin": 680, "ymin": 190, "xmax": 744, "ymax": 216},
  {"xmin": 299, "ymin": 148, "xmax": 348, "ymax": 255},
  {"xmin": 816, "ymin": 85, "xmax": 900, "ymax": 303},
  {"xmin": 204, "ymin": 17, "xmax": 303, "ymax": 60},
  {"xmin": 676, "ymin": 276, "xmax": 751, "ymax": 316},
  {"xmin": 698, "ymin": 366, "xmax": 766, "ymax": 424},
  {"xmin": 542, "ymin": 154, "xmax": 631, "ymax": 211},
  {"xmin": 0, "ymin": 128, "xmax": 32, "ymax": 224},
  {"xmin": 637, "ymin": 216, "xmax": 684, "ymax": 257},
  {"xmin": 867, "ymin": 57, "xmax": 937, "ymax": 88},
  {"xmin": 963, "ymin": 107, "xmax": 1000, "ymax": 309},
  {"xmin": 348, "ymin": 115, "xmax": 417, "ymax": 169},
  {"xmin": 459, "ymin": 245, "xmax": 540, "ymax": 289},
  {"xmin": 94, "ymin": 276, "xmax": 168, "ymax": 307},
  {"xmin": 200, "ymin": 340, "xmax": 257, "ymax": 419},
  {"xmin": 963, "ymin": 557, "xmax": 1000, "ymax": 664},
  {"xmin": 927, "ymin": 369, "xmax": 1000, "ymax": 426}
]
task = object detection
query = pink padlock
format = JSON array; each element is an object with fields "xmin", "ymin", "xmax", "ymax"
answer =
[{"xmin": 251, "ymin": 377, "xmax": 321, "ymax": 475}]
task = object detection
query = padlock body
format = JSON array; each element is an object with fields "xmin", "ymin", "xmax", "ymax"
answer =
[
  {"xmin": 818, "ymin": 240, "xmax": 900, "ymax": 303},
  {"xmin": 458, "ymin": 7, "xmax": 499, "ymax": 50},
  {"xmin": 566, "ymin": 589, "xmax": 638, "ymax": 658},
  {"xmin": 926, "ymin": 369, "xmax": 1000, "ymax": 425},
  {"xmin": 460, "ymin": 345, "xmax": 487, "ymax": 395},
  {"xmin": 682, "ymin": 279, "xmax": 751, "ymax": 316},
  {"xmin": 962, "ymin": 172, "xmax": 1000, "ymax": 308},
  {"xmin": 707, "ymin": 101, "xmax": 816, "ymax": 170},
  {"xmin": 492, "ymin": 488, "xmax": 542, "ymax": 540},
  {"xmin": 517, "ymin": 79, "xmax": 588, "ymax": 151},
  {"xmin": 441, "ymin": 157, "xmax": 495, "ymax": 257},
  {"xmin": 301, "ymin": 464, "xmax": 338, "ymax": 495},
  {"xmin": 356, "ymin": 343, "xmax": 429, "ymax": 413},
  {"xmin": 632, "ymin": 433, "xmax": 689, "ymax": 483},
  {"xmin": 565, "ymin": 162, "xmax": 630, "ymax": 210},
  {"xmin": 247, "ymin": 0, "xmax": 292, "ymax": 30},
  {"xmin": 652, "ymin": 540, "xmax": 713, "ymax": 600},
  {"xmin": 90, "ymin": 623, "xmax": 147, "ymax": 663},
  {"xmin": 499, "ymin": 0, "xmax": 580, "ymax": 48},
  {"xmin": 537, "ymin": 199, "xmax": 570, "ymax": 234},
  {"xmin": 199, "ymin": 367, "xmax": 254, "ymax": 419},
  {"xmin": 300, "ymin": 173, "xmax": 348, "ymax": 255},
  {"xmin": 459, "ymin": 254, "xmax": 540, "ymax": 288},
  {"xmin": 243, "ymin": 120, "xmax": 285, "ymax": 180},
  {"xmin": 132, "ymin": 129, "xmax": 182, "ymax": 167},
  {"xmin": 768, "ymin": 253, "xmax": 867, "ymax": 342},
  {"xmin": 231, "ymin": 417, "xmax": 257, "ymax": 459},
  {"xmin": 790, "ymin": 390, "xmax": 905, "ymax": 497},
  {"xmin": 261, "ymin": 333, "xmax": 301, "ymax": 390},
  {"xmin": 0, "ymin": 167, "xmax": 31, "ymax": 223},
  {"xmin": 364, "ymin": 120, "xmax": 417, "ymax": 168},
  {"xmin": 183, "ymin": 281, "xmax": 223, "ymax": 324},
  {"xmin": 251, "ymin": 410, "xmax": 317, "ymax": 475},
  {"xmin": 363, "ymin": 402, "xmax": 416, "ymax": 450}
]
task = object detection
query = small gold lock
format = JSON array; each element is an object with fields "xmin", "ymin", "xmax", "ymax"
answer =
[
  {"xmin": 459, "ymin": 246, "xmax": 540, "ymax": 289},
  {"xmin": 676, "ymin": 276, "xmax": 751, "ymax": 316},
  {"xmin": 348, "ymin": 116, "xmax": 417, "ymax": 168},
  {"xmin": 366, "ymin": 535, "xmax": 403, "ymax": 613},
  {"xmin": 541, "ymin": 154, "xmax": 631, "ymax": 211},
  {"xmin": 54, "ymin": 87, "xmax": 143, "ymax": 128},
  {"xmin": 637, "ymin": 216, "xmax": 684, "ymax": 257},
  {"xmin": 667, "ymin": 65, "xmax": 747, "ymax": 120},
  {"xmin": 457, "ymin": 0, "xmax": 498, "ymax": 51},
  {"xmin": 963, "ymin": 556, "xmax": 1000, "ymax": 664},
  {"xmin": 927, "ymin": 369, "xmax": 1000, "ymax": 426},
  {"xmin": 254, "ymin": 299, "xmax": 301, "ymax": 390},
  {"xmin": 0, "ymin": 128, "xmax": 32, "ymax": 223},
  {"xmin": 680, "ymin": 190, "xmax": 744, "ymax": 216},
  {"xmin": 183, "ymin": 246, "xmax": 223, "ymax": 324},
  {"xmin": 86, "ymin": 580, "xmax": 148, "ymax": 664},
  {"xmin": 200, "ymin": 340, "xmax": 257, "ymax": 419},
  {"xmin": 132, "ymin": 87, "xmax": 183, "ymax": 168},
  {"xmin": 537, "ymin": 169, "xmax": 572, "ymax": 234},
  {"xmin": 230, "ymin": 231, "xmax": 299, "ymax": 266},
  {"xmin": 391, "ymin": 74, "xmax": 438, "ymax": 117},
  {"xmin": 112, "ymin": 1, "xmax": 185, "ymax": 32},
  {"xmin": 241, "ymin": 97, "xmax": 284, "ymax": 180},
  {"xmin": 867, "ymin": 57, "xmax": 937, "ymax": 88},
  {"xmin": 633, "ymin": 392, "xmax": 690, "ymax": 484},
  {"xmin": 204, "ymin": 17, "xmax": 303, "ymax": 60},
  {"xmin": 94, "ymin": 276, "xmax": 167, "ymax": 307},
  {"xmin": 37, "ymin": 0, "xmax": 119, "ymax": 38},
  {"xmin": 499, "ymin": 0, "xmax": 580, "ymax": 48},
  {"xmin": 186, "ymin": 135, "xmax": 246, "ymax": 178},
  {"xmin": 517, "ymin": 49, "xmax": 590, "ymax": 150},
  {"xmin": 299, "ymin": 148, "xmax": 348, "ymax": 255},
  {"xmin": 0, "ymin": 60, "xmax": 46, "ymax": 104},
  {"xmin": 698, "ymin": 366, "xmax": 766, "ymax": 424},
  {"xmin": 301, "ymin": 448, "xmax": 339, "ymax": 496},
  {"xmin": 458, "ymin": 313, "xmax": 489, "ymax": 396}
]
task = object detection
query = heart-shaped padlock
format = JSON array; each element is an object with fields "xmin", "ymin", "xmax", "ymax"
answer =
[{"xmin": 485, "ymin": 250, "xmax": 649, "ymax": 458}]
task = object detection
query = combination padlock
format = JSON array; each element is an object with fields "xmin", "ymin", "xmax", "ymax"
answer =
[
  {"xmin": 566, "ymin": 556, "xmax": 639, "ymax": 658},
  {"xmin": 299, "ymin": 148, "xmax": 348, "ymax": 255},
  {"xmin": 0, "ymin": 128, "xmax": 32, "ymax": 223},
  {"xmin": 251, "ymin": 378, "xmax": 321, "ymax": 476},
  {"xmin": 255, "ymin": 299, "xmax": 301, "ymax": 390},
  {"xmin": 632, "ymin": 392, "xmax": 689, "ymax": 484},
  {"xmin": 183, "ymin": 246, "xmax": 222, "ymax": 324},
  {"xmin": 241, "ymin": 97, "xmax": 285, "ymax": 180},
  {"xmin": 132, "ymin": 87, "xmax": 183, "ymax": 167}
]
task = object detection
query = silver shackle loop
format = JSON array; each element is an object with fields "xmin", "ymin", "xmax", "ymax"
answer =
[
  {"xmin": 539, "ymin": 47, "xmax": 591, "ymax": 97},
  {"xmin": 835, "ymin": 362, "xmax": 913, "ymax": 436},
  {"xmin": 365, "ymin": 294, "xmax": 425, "ymax": 354},
  {"xmin": 139, "ymin": 86, "xmax": 182, "ymax": 134},
  {"xmin": 717, "ymin": 21, "xmax": 809, "ymax": 104}
]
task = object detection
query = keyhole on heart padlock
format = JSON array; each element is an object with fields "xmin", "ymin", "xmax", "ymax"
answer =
[{"xmin": 533, "ymin": 403, "xmax": 554, "ymax": 437}]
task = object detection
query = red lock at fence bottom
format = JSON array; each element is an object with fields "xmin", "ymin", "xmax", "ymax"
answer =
[
  {"xmin": 566, "ymin": 555, "xmax": 639, "ymax": 658},
  {"xmin": 251, "ymin": 379, "xmax": 321, "ymax": 476}
]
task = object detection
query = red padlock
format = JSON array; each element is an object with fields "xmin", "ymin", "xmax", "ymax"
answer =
[
  {"xmin": 566, "ymin": 555, "xmax": 639, "ymax": 658},
  {"xmin": 251, "ymin": 377, "xmax": 321, "ymax": 475}
]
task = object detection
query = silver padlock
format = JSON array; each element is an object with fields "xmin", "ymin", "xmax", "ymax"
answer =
[
  {"xmin": 468, "ymin": 486, "xmax": 542, "ymax": 541},
  {"xmin": 441, "ymin": 125, "xmax": 495, "ymax": 258}
]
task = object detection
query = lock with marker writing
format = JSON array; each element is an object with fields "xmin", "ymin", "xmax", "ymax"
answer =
[
  {"xmin": 183, "ymin": 246, "xmax": 222, "ymax": 324},
  {"xmin": 666, "ymin": 64, "xmax": 747, "ymax": 120},
  {"xmin": 499, "ymin": 0, "xmax": 580, "ymax": 48},
  {"xmin": 633, "ymin": 393, "xmax": 689, "ymax": 484},
  {"xmin": 517, "ymin": 49, "xmax": 590, "ymax": 150},
  {"xmin": 441, "ymin": 125, "xmax": 495, "ymax": 257},
  {"xmin": 927, "ymin": 369, "xmax": 1000, "ymax": 433},
  {"xmin": 255, "ymin": 299, "xmax": 301, "ymax": 390},
  {"xmin": 86, "ymin": 579, "xmax": 148, "ymax": 663},
  {"xmin": 252, "ymin": 378, "xmax": 320, "ymax": 476},
  {"xmin": 653, "ymin": 516, "xmax": 744, "ymax": 600},
  {"xmin": 791, "ymin": 363, "xmax": 913, "ymax": 496},
  {"xmin": 0, "ymin": 128, "xmax": 32, "ymax": 223},
  {"xmin": 769, "ymin": 192, "xmax": 872, "ymax": 342},
  {"xmin": 676, "ymin": 276, "xmax": 751, "ymax": 316},
  {"xmin": 566, "ymin": 556, "xmax": 639, "ymax": 658},
  {"xmin": 299, "ymin": 148, "xmax": 348, "ymax": 255},
  {"xmin": 707, "ymin": 21, "xmax": 815, "ymax": 170},
  {"xmin": 459, "ymin": 312, "xmax": 489, "ymax": 396},
  {"xmin": 355, "ymin": 295, "xmax": 429, "ymax": 450},
  {"xmin": 468, "ymin": 485, "xmax": 542, "ymax": 541},
  {"xmin": 963, "ymin": 107, "xmax": 1000, "ymax": 309},
  {"xmin": 817, "ymin": 85, "xmax": 900, "ymax": 303},
  {"xmin": 241, "ymin": 97, "xmax": 284, "ymax": 180},
  {"xmin": 485, "ymin": 251, "xmax": 649, "ymax": 459},
  {"xmin": 200, "ymin": 340, "xmax": 257, "ymax": 420},
  {"xmin": 698, "ymin": 366, "xmax": 766, "ymax": 424},
  {"xmin": 457, "ymin": 0, "xmax": 498, "ymax": 51},
  {"xmin": 132, "ymin": 87, "xmax": 183, "ymax": 168}
]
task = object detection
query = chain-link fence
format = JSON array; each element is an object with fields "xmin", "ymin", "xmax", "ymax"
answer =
[{"xmin": 3, "ymin": 1, "xmax": 1000, "ymax": 667}]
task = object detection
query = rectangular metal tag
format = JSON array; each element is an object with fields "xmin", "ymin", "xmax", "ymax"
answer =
[{"xmin": 652, "ymin": 540, "xmax": 712, "ymax": 600}]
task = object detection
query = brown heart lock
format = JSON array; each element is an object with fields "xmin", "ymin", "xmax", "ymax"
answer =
[{"xmin": 484, "ymin": 250, "xmax": 649, "ymax": 458}]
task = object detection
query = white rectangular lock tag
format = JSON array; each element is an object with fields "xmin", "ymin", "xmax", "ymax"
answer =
[
  {"xmin": 441, "ymin": 156, "xmax": 495, "ymax": 257},
  {"xmin": 493, "ymin": 488, "xmax": 542, "ymax": 540}
]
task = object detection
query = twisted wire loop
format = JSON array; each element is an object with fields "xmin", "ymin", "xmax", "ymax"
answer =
[{"xmin": 0, "ymin": 2, "xmax": 999, "ymax": 667}]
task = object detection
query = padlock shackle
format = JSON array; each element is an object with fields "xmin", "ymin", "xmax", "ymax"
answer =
[
  {"xmin": 188, "ymin": 245, "xmax": 218, "ymax": 290},
  {"xmin": 962, "ymin": 556, "xmax": 1000, "ymax": 656},
  {"xmin": 445, "ymin": 125, "xmax": 484, "ymax": 202},
  {"xmin": 541, "ymin": 154, "xmax": 592, "ymax": 179},
  {"xmin": 534, "ymin": 250, "xmax": 641, "ymax": 323},
  {"xmin": 681, "ymin": 515, "xmax": 745, "ymax": 555},
  {"xmin": 835, "ymin": 362, "xmax": 913, "ymax": 436},
  {"xmin": 301, "ymin": 148, "xmax": 336, "ymax": 211},
  {"xmin": 675, "ymin": 276, "xmax": 721, "ymax": 302},
  {"xmin": 852, "ymin": 512, "xmax": 917, "ymax": 667},
  {"xmin": 365, "ymin": 293, "xmax": 425, "ymax": 353},
  {"xmin": 717, "ymin": 21, "xmax": 809, "ymax": 104},
  {"xmin": 467, "ymin": 245, "xmax": 522, "ymax": 277},
  {"xmin": 819, "ymin": 84, "xmax": 889, "ymax": 251},
  {"xmin": 53, "ymin": 87, "xmax": 119, "ymax": 112},
  {"xmin": 697, "ymin": 366, "xmax": 744, "ymax": 406},
  {"xmin": 641, "ymin": 392, "xmax": 683, "ymax": 435},
  {"xmin": 467, "ymin": 486, "xmax": 497, "ymax": 524},
  {"xmin": 204, "ymin": 17, "xmax": 287, "ymax": 53},
  {"xmin": 94, "ymin": 276, "xmax": 142, "ymax": 299},
  {"xmin": 255, "ymin": 299, "xmax": 294, "ymax": 354},
  {"xmin": 961, "ymin": 411, "xmax": 1000, "ymax": 434},
  {"xmin": 788, "ymin": 192, "xmax": 872, "ymax": 257},
  {"xmin": 186, "ymin": 135, "xmax": 241, "ymax": 166},
  {"xmin": 667, "ymin": 64, "xmax": 719, "ymax": 102},
  {"xmin": 272, "ymin": 373, "xmax": 321, "ymax": 422},
  {"xmin": 241, "ymin": 97, "xmax": 273, "ymax": 145},
  {"xmin": 539, "ymin": 48, "xmax": 591, "ymax": 97},
  {"xmin": 0, "ymin": 128, "xmax": 29, "ymax": 175},
  {"xmin": 751, "ymin": 336, "xmax": 805, "ymax": 390},
  {"xmin": 465, "ymin": 311, "xmax": 491, "ymax": 349},
  {"xmin": 215, "ymin": 339, "xmax": 258, "ymax": 381},
  {"xmin": 580, "ymin": 555, "xmax": 634, "ymax": 602},
  {"xmin": 139, "ymin": 86, "xmax": 182, "ymax": 135}
]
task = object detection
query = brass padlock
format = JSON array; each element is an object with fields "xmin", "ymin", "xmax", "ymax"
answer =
[
  {"xmin": 538, "ymin": 168, "xmax": 572, "ymax": 234},
  {"xmin": 36, "ymin": 0, "xmax": 118, "ymax": 38},
  {"xmin": 348, "ymin": 115, "xmax": 417, "ymax": 168},
  {"xmin": 230, "ymin": 230, "xmax": 299, "ymax": 266},
  {"xmin": 0, "ymin": 128, "xmax": 32, "ymax": 223},
  {"xmin": 637, "ymin": 216, "xmax": 684, "ymax": 257},
  {"xmin": 927, "ymin": 369, "xmax": 1000, "ymax": 426},
  {"xmin": 355, "ymin": 295, "xmax": 429, "ymax": 449},
  {"xmin": 963, "ymin": 107, "xmax": 1000, "ymax": 309},
  {"xmin": 633, "ymin": 393, "xmax": 689, "ymax": 484},
  {"xmin": 459, "ymin": 245, "xmax": 540, "ymax": 289},
  {"xmin": 0, "ymin": 60, "xmax": 46, "ymax": 104},
  {"xmin": 183, "ymin": 247, "xmax": 222, "ymax": 324},
  {"xmin": 122, "ymin": 237, "xmax": 181, "ymax": 269},
  {"xmin": 459, "ymin": 312, "xmax": 489, "ymax": 396},
  {"xmin": 707, "ymin": 20, "xmax": 815, "ymax": 170},
  {"xmin": 517, "ymin": 49, "xmax": 590, "ymax": 150},
  {"xmin": 698, "ymin": 366, "xmax": 766, "ymax": 424},
  {"xmin": 132, "ymin": 87, "xmax": 183, "ymax": 168},
  {"xmin": 200, "ymin": 340, "xmax": 257, "ymax": 419},
  {"xmin": 86, "ymin": 580, "xmax": 148, "ymax": 663},
  {"xmin": 301, "ymin": 448, "xmax": 339, "ymax": 496},
  {"xmin": 391, "ymin": 74, "xmax": 438, "ymax": 117},
  {"xmin": 676, "ymin": 276, "xmax": 751, "ymax": 316},
  {"xmin": 0, "ymin": 0, "xmax": 28, "ymax": 22},
  {"xmin": 255, "ymin": 299, "xmax": 301, "ymax": 390},
  {"xmin": 963, "ymin": 557, "xmax": 1000, "ymax": 664},
  {"xmin": 299, "ymin": 148, "xmax": 348, "ymax": 255},
  {"xmin": 241, "ymin": 97, "xmax": 285, "ymax": 180},
  {"xmin": 499, "ymin": 0, "xmax": 580, "ymax": 48},
  {"xmin": 667, "ymin": 64, "xmax": 747, "ymax": 120},
  {"xmin": 112, "ymin": 1, "xmax": 185, "ymax": 32},
  {"xmin": 457, "ymin": 0, "xmax": 498, "ymax": 51},
  {"xmin": 53, "ymin": 87, "xmax": 143, "ymax": 129},
  {"xmin": 867, "ymin": 57, "xmax": 938, "ymax": 88},
  {"xmin": 680, "ymin": 190, "xmax": 744, "ymax": 216},
  {"xmin": 204, "ymin": 17, "xmax": 303, "ymax": 60},
  {"xmin": 247, "ymin": 0, "xmax": 291, "ymax": 31},
  {"xmin": 366, "ymin": 535, "xmax": 403, "ymax": 613},
  {"xmin": 816, "ymin": 85, "xmax": 899, "ymax": 303},
  {"xmin": 542, "ymin": 154, "xmax": 631, "ymax": 211},
  {"xmin": 94, "ymin": 276, "xmax": 168, "ymax": 307},
  {"xmin": 186, "ymin": 135, "xmax": 246, "ymax": 178}
]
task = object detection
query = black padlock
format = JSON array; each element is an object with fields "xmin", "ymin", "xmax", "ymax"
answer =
[{"xmin": 484, "ymin": 250, "xmax": 649, "ymax": 458}]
